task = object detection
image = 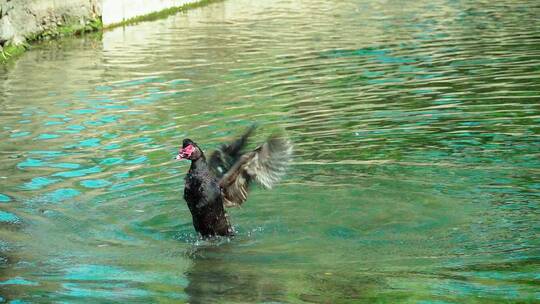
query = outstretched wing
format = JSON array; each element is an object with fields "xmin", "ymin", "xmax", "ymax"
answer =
[
  {"xmin": 219, "ymin": 134, "xmax": 293, "ymax": 208},
  {"xmin": 208, "ymin": 125, "xmax": 256, "ymax": 178}
]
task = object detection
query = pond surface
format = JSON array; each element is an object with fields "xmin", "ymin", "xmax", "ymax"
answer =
[{"xmin": 0, "ymin": 0, "xmax": 539, "ymax": 302}]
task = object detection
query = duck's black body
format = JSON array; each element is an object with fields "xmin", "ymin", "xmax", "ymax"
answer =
[
  {"xmin": 184, "ymin": 156, "xmax": 232, "ymax": 236},
  {"xmin": 176, "ymin": 126, "xmax": 292, "ymax": 238}
]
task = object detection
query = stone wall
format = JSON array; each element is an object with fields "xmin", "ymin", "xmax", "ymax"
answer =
[
  {"xmin": 0, "ymin": 0, "xmax": 101, "ymax": 47},
  {"xmin": 0, "ymin": 0, "xmax": 212, "ymax": 62}
]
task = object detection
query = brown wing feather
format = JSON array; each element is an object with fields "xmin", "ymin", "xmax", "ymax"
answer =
[
  {"xmin": 208, "ymin": 125, "xmax": 256, "ymax": 178},
  {"xmin": 219, "ymin": 135, "xmax": 292, "ymax": 208}
]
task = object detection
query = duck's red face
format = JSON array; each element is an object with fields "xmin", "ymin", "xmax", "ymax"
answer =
[
  {"xmin": 176, "ymin": 138, "xmax": 203, "ymax": 161},
  {"xmin": 176, "ymin": 144, "xmax": 195, "ymax": 160}
]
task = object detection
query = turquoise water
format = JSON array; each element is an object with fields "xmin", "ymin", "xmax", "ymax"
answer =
[{"xmin": 0, "ymin": 0, "xmax": 539, "ymax": 302}]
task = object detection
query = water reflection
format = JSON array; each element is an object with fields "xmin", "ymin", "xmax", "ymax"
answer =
[{"xmin": 185, "ymin": 242, "xmax": 286, "ymax": 304}]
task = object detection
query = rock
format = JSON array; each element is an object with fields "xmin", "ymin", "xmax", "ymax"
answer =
[{"xmin": 0, "ymin": 0, "xmax": 102, "ymax": 48}]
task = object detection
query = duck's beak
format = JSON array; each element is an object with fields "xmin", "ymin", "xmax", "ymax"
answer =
[
  {"xmin": 175, "ymin": 149, "xmax": 186, "ymax": 160},
  {"xmin": 175, "ymin": 144, "xmax": 194, "ymax": 161},
  {"xmin": 176, "ymin": 150, "xmax": 188, "ymax": 161}
]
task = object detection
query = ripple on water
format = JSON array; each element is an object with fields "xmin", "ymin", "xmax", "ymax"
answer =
[
  {"xmin": 44, "ymin": 188, "xmax": 81, "ymax": 203},
  {"xmin": 17, "ymin": 158, "xmax": 47, "ymax": 169},
  {"xmin": 65, "ymin": 125, "xmax": 86, "ymax": 132},
  {"xmin": 22, "ymin": 177, "xmax": 60, "ymax": 190},
  {"xmin": 109, "ymin": 179, "xmax": 145, "ymax": 192},
  {"xmin": 53, "ymin": 166, "xmax": 102, "ymax": 178},
  {"xmin": 80, "ymin": 179, "xmax": 112, "ymax": 189},
  {"xmin": 44, "ymin": 121, "xmax": 65, "ymax": 126},
  {"xmin": 49, "ymin": 163, "xmax": 82, "ymax": 169},
  {"xmin": 103, "ymin": 143, "xmax": 121, "ymax": 150},
  {"xmin": 0, "ymin": 277, "xmax": 39, "ymax": 286},
  {"xmin": 114, "ymin": 172, "xmax": 130, "ymax": 179},
  {"xmin": 65, "ymin": 138, "xmax": 101, "ymax": 149},
  {"xmin": 70, "ymin": 109, "xmax": 98, "ymax": 115},
  {"xmin": 0, "ymin": 194, "xmax": 11, "ymax": 203},
  {"xmin": 0, "ymin": 211, "xmax": 21, "ymax": 224},
  {"xmin": 95, "ymin": 104, "xmax": 130, "ymax": 110},
  {"xmin": 34, "ymin": 133, "xmax": 61, "ymax": 140},
  {"xmin": 100, "ymin": 115, "xmax": 121, "ymax": 123},
  {"xmin": 10, "ymin": 131, "xmax": 31, "ymax": 138},
  {"xmin": 126, "ymin": 156, "xmax": 148, "ymax": 165},
  {"xmin": 99, "ymin": 158, "xmax": 125, "ymax": 166}
]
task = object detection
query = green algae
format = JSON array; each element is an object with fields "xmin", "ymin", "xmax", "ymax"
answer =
[
  {"xmin": 0, "ymin": 44, "xmax": 27, "ymax": 64},
  {"xmin": 37, "ymin": 18, "xmax": 103, "ymax": 40},
  {"xmin": 0, "ymin": 18, "xmax": 103, "ymax": 65},
  {"xmin": 103, "ymin": 0, "xmax": 224, "ymax": 29}
]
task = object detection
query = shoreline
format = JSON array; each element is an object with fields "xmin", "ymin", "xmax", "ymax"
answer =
[{"xmin": 0, "ymin": 0, "xmax": 221, "ymax": 65}]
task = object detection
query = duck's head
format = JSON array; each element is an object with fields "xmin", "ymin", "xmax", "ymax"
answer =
[{"xmin": 176, "ymin": 139, "xmax": 203, "ymax": 161}]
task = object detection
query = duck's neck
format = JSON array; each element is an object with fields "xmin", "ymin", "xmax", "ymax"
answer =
[{"xmin": 189, "ymin": 155, "xmax": 208, "ymax": 173}]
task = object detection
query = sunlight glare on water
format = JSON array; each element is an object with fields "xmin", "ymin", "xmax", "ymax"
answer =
[{"xmin": 0, "ymin": 0, "xmax": 539, "ymax": 302}]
